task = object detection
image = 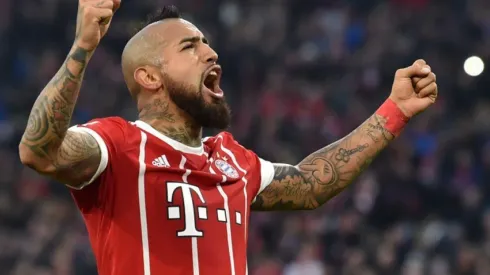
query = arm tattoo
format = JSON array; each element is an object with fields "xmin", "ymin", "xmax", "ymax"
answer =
[
  {"xmin": 20, "ymin": 46, "xmax": 99, "ymax": 186},
  {"xmin": 49, "ymin": 131, "xmax": 101, "ymax": 184},
  {"xmin": 252, "ymin": 164, "xmax": 320, "ymax": 211},
  {"xmin": 252, "ymin": 113, "xmax": 394, "ymax": 211},
  {"xmin": 57, "ymin": 131, "xmax": 99, "ymax": 166}
]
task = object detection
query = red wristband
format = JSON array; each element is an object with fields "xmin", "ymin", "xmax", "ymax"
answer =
[{"xmin": 375, "ymin": 98, "xmax": 409, "ymax": 137}]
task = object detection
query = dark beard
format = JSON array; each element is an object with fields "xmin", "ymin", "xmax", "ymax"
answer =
[{"xmin": 164, "ymin": 74, "xmax": 231, "ymax": 130}]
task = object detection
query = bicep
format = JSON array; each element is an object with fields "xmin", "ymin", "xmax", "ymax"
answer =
[
  {"xmin": 49, "ymin": 130, "xmax": 102, "ymax": 188},
  {"xmin": 251, "ymin": 164, "xmax": 319, "ymax": 211}
]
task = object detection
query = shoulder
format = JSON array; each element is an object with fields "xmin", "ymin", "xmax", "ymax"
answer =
[
  {"xmin": 70, "ymin": 116, "xmax": 138, "ymax": 141},
  {"xmin": 204, "ymin": 131, "xmax": 243, "ymax": 147},
  {"xmin": 205, "ymin": 131, "xmax": 260, "ymax": 165},
  {"xmin": 203, "ymin": 132, "xmax": 249, "ymax": 156},
  {"xmin": 67, "ymin": 118, "xmax": 140, "ymax": 191},
  {"xmin": 207, "ymin": 132, "xmax": 275, "ymax": 197},
  {"xmin": 77, "ymin": 116, "xmax": 130, "ymax": 129},
  {"xmin": 69, "ymin": 116, "xmax": 143, "ymax": 158}
]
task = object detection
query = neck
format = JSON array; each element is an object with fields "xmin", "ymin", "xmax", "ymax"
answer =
[{"xmin": 138, "ymin": 97, "xmax": 203, "ymax": 147}]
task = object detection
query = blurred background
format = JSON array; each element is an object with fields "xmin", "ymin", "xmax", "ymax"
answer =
[{"xmin": 1, "ymin": 0, "xmax": 490, "ymax": 274}]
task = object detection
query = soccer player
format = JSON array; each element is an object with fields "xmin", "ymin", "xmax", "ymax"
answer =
[{"xmin": 18, "ymin": 2, "xmax": 438, "ymax": 275}]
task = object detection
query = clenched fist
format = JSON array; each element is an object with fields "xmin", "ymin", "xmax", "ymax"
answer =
[
  {"xmin": 75, "ymin": 0, "xmax": 121, "ymax": 50},
  {"xmin": 389, "ymin": 59, "xmax": 439, "ymax": 118}
]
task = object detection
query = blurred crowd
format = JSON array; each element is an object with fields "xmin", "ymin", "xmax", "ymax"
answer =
[{"xmin": 1, "ymin": 0, "xmax": 490, "ymax": 274}]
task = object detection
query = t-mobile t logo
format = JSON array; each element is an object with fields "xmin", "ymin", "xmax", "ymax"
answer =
[{"xmin": 166, "ymin": 182, "xmax": 207, "ymax": 237}]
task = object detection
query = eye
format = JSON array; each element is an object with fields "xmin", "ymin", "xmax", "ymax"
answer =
[{"xmin": 182, "ymin": 44, "xmax": 194, "ymax": 51}]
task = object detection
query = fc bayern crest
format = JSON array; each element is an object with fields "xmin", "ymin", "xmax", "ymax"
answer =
[{"xmin": 215, "ymin": 159, "xmax": 239, "ymax": 179}]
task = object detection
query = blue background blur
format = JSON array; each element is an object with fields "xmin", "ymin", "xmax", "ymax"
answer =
[{"xmin": 1, "ymin": 0, "xmax": 490, "ymax": 274}]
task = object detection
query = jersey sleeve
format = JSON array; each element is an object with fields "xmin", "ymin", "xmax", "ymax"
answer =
[
  {"xmin": 67, "ymin": 116, "xmax": 128, "ymax": 190},
  {"xmin": 256, "ymin": 157, "xmax": 275, "ymax": 195},
  {"xmin": 247, "ymin": 154, "xmax": 275, "ymax": 203}
]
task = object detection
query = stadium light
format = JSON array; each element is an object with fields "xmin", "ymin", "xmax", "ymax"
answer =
[{"xmin": 464, "ymin": 56, "xmax": 484, "ymax": 77}]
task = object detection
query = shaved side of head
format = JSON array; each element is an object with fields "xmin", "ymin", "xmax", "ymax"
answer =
[{"xmin": 121, "ymin": 6, "xmax": 182, "ymax": 99}]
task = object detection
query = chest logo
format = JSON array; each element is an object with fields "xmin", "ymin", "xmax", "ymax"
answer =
[
  {"xmin": 152, "ymin": 154, "xmax": 170, "ymax": 168},
  {"xmin": 215, "ymin": 159, "xmax": 239, "ymax": 179}
]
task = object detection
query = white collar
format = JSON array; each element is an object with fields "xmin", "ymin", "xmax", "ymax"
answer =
[{"xmin": 134, "ymin": 120, "xmax": 205, "ymax": 155}]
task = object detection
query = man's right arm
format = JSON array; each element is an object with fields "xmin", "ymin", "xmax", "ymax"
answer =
[
  {"xmin": 18, "ymin": 45, "xmax": 100, "ymax": 188},
  {"xmin": 19, "ymin": 0, "xmax": 118, "ymax": 188}
]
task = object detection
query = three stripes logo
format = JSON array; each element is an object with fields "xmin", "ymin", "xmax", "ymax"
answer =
[{"xmin": 152, "ymin": 155, "xmax": 170, "ymax": 168}]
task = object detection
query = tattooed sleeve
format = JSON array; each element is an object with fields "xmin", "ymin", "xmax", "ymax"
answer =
[
  {"xmin": 251, "ymin": 114, "xmax": 394, "ymax": 211},
  {"xmin": 19, "ymin": 46, "xmax": 100, "ymax": 187}
]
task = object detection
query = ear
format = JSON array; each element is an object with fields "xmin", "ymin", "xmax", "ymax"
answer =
[{"xmin": 134, "ymin": 66, "xmax": 163, "ymax": 91}]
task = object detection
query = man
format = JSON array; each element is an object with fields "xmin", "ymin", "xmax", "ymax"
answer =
[{"xmin": 18, "ymin": 2, "xmax": 438, "ymax": 275}]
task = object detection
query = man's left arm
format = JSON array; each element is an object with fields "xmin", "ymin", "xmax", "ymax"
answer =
[
  {"xmin": 252, "ymin": 113, "xmax": 392, "ymax": 211},
  {"xmin": 252, "ymin": 59, "xmax": 438, "ymax": 211}
]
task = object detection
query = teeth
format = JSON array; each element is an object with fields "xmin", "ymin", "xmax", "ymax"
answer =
[{"xmin": 209, "ymin": 71, "xmax": 218, "ymax": 76}]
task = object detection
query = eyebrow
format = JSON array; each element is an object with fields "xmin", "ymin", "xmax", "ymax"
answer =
[{"xmin": 178, "ymin": 36, "xmax": 209, "ymax": 45}]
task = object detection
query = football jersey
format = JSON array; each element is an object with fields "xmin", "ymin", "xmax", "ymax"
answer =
[{"xmin": 67, "ymin": 117, "xmax": 275, "ymax": 275}]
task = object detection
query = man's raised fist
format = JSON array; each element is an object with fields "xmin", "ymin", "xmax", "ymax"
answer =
[{"xmin": 74, "ymin": 0, "xmax": 121, "ymax": 50}]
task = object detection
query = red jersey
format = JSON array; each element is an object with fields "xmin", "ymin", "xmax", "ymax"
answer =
[{"xmin": 68, "ymin": 117, "xmax": 275, "ymax": 275}]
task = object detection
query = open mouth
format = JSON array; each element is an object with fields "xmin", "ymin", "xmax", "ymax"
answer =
[{"xmin": 203, "ymin": 65, "xmax": 224, "ymax": 99}]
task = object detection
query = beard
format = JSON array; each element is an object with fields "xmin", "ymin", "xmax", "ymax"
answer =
[{"xmin": 163, "ymin": 74, "xmax": 231, "ymax": 130}]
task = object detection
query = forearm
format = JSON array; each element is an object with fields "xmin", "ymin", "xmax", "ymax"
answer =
[
  {"xmin": 252, "ymin": 112, "xmax": 397, "ymax": 211},
  {"xmin": 298, "ymin": 113, "xmax": 394, "ymax": 205},
  {"xmin": 20, "ymin": 45, "xmax": 93, "ymax": 165}
]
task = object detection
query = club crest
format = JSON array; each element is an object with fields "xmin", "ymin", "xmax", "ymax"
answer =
[{"xmin": 215, "ymin": 159, "xmax": 239, "ymax": 179}]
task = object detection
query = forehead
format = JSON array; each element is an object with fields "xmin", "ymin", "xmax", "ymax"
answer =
[{"xmin": 154, "ymin": 19, "xmax": 204, "ymax": 44}]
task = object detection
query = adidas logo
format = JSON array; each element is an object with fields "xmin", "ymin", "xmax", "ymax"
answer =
[{"xmin": 152, "ymin": 155, "xmax": 170, "ymax": 168}]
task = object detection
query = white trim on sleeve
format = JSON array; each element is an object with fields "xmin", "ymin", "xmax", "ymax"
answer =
[
  {"xmin": 253, "ymin": 158, "xmax": 275, "ymax": 201},
  {"xmin": 66, "ymin": 126, "xmax": 109, "ymax": 190}
]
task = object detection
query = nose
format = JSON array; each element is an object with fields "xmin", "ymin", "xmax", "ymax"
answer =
[{"xmin": 203, "ymin": 45, "xmax": 218, "ymax": 64}]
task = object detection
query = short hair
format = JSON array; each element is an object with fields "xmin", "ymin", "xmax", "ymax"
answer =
[{"xmin": 133, "ymin": 5, "xmax": 182, "ymax": 35}]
